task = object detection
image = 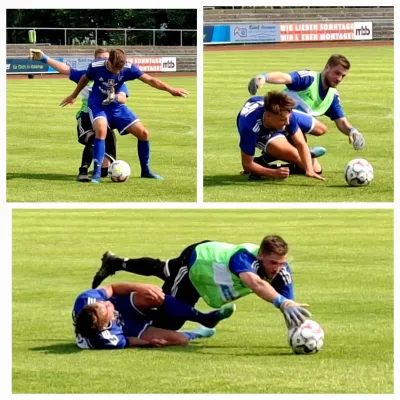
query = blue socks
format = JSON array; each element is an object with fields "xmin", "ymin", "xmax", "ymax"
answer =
[
  {"xmin": 93, "ymin": 138, "xmax": 105, "ymax": 179},
  {"xmin": 137, "ymin": 140, "xmax": 150, "ymax": 175}
]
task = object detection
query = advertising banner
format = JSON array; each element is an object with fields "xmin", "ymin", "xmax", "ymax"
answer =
[
  {"xmin": 130, "ymin": 57, "xmax": 177, "ymax": 72},
  {"xmin": 353, "ymin": 21, "xmax": 373, "ymax": 40},
  {"xmin": 279, "ymin": 21, "xmax": 372, "ymax": 42},
  {"xmin": 230, "ymin": 23, "xmax": 280, "ymax": 43},
  {"xmin": 62, "ymin": 57, "xmax": 93, "ymax": 70},
  {"xmin": 6, "ymin": 58, "xmax": 60, "ymax": 74},
  {"xmin": 203, "ymin": 25, "xmax": 231, "ymax": 44}
]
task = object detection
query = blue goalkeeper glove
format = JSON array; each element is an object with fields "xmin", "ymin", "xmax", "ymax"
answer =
[{"xmin": 273, "ymin": 295, "xmax": 311, "ymax": 327}]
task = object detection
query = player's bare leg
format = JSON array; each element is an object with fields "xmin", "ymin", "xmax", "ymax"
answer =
[{"xmin": 309, "ymin": 120, "xmax": 328, "ymax": 136}]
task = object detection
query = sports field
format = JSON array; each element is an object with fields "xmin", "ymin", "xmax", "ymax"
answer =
[
  {"xmin": 12, "ymin": 209, "xmax": 393, "ymax": 394},
  {"xmin": 204, "ymin": 44, "xmax": 394, "ymax": 202},
  {"xmin": 6, "ymin": 75, "xmax": 196, "ymax": 202}
]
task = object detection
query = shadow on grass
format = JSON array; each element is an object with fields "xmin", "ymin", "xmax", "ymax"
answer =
[
  {"xmin": 7, "ymin": 173, "xmax": 77, "ymax": 181},
  {"xmin": 204, "ymin": 174, "xmax": 323, "ymax": 188},
  {"xmin": 149, "ymin": 343, "xmax": 293, "ymax": 357},
  {"xmin": 30, "ymin": 342, "xmax": 82, "ymax": 354}
]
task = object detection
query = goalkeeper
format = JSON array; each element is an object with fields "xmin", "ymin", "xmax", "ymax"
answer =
[
  {"xmin": 91, "ymin": 235, "xmax": 311, "ymax": 330},
  {"xmin": 247, "ymin": 54, "xmax": 365, "ymax": 150},
  {"xmin": 29, "ymin": 48, "xmax": 127, "ymax": 182}
]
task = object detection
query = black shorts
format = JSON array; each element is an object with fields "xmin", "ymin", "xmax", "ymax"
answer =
[{"xmin": 76, "ymin": 113, "xmax": 117, "ymax": 161}]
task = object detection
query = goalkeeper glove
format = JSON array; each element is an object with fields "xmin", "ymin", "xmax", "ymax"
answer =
[
  {"xmin": 248, "ymin": 74, "xmax": 267, "ymax": 95},
  {"xmin": 349, "ymin": 128, "xmax": 365, "ymax": 150},
  {"xmin": 102, "ymin": 86, "xmax": 116, "ymax": 106},
  {"xmin": 273, "ymin": 295, "xmax": 311, "ymax": 327},
  {"xmin": 29, "ymin": 49, "xmax": 48, "ymax": 63}
]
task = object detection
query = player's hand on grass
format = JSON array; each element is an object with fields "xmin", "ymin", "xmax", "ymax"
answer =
[
  {"xmin": 169, "ymin": 88, "xmax": 189, "ymax": 98},
  {"xmin": 306, "ymin": 170, "xmax": 326, "ymax": 181},
  {"xmin": 29, "ymin": 48, "xmax": 45, "ymax": 61},
  {"xmin": 349, "ymin": 129, "xmax": 365, "ymax": 150},
  {"xmin": 280, "ymin": 300, "xmax": 311, "ymax": 327},
  {"xmin": 248, "ymin": 75, "xmax": 266, "ymax": 95},
  {"xmin": 272, "ymin": 166, "xmax": 290, "ymax": 179},
  {"xmin": 102, "ymin": 86, "xmax": 116, "ymax": 105},
  {"xmin": 135, "ymin": 283, "xmax": 165, "ymax": 303},
  {"xmin": 60, "ymin": 95, "xmax": 77, "ymax": 107}
]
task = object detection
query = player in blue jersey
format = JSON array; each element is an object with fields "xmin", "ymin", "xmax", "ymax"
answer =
[
  {"xmin": 29, "ymin": 48, "xmax": 127, "ymax": 182},
  {"xmin": 237, "ymin": 91, "xmax": 325, "ymax": 181},
  {"xmin": 61, "ymin": 48, "xmax": 189, "ymax": 183},
  {"xmin": 73, "ymin": 281, "xmax": 235, "ymax": 349},
  {"xmin": 90, "ymin": 236, "xmax": 311, "ymax": 330},
  {"xmin": 247, "ymin": 54, "xmax": 365, "ymax": 150}
]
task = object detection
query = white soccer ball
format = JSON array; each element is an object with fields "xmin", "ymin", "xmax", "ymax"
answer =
[
  {"xmin": 108, "ymin": 160, "xmax": 131, "ymax": 182},
  {"xmin": 288, "ymin": 319, "xmax": 324, "ymax": 354},
  {"xmin": 344, "ymin": 158, "xmax": 373, "ymax": 187}
]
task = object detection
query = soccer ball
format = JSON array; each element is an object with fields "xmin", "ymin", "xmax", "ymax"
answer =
[
  {"xmin": 344, "ymin": 158, "xmax": 373, "ymax": 187},
  {"xmin": 108, "ymin": 160, "xmax": 131, "ymax": 182},
  {"xmin": 288, "ymin": 319, "xmax": 324, "ymax": 354}
]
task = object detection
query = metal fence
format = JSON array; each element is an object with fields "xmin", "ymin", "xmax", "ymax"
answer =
[{"xmin": 6, "ymin": 27, "xmax": 197, "ymax": 47}]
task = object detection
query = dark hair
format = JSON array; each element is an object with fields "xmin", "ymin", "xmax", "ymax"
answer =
[
  {"xmin": 109, "ymin": 48, "xmax": 127, "ymax": 70},
  {"xmin": 75, "ymin": 304, "xmax": 107, "ymax": 337},
  {"xmin": 259, "ymin": 235, "xmax": 288, "ymax": 256},
  {"xmin": 263, "ymin": 91, "xmax": 296, "ymax": 114},
  {"xmin": 94, "ymin": 48, "xmax": 108, "ymax": 58},
  {"xmin": 326, "ymin": 54, "xmax": 351, "ymax": 70}
]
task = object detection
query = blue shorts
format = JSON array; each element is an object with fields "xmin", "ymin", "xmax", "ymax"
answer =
[
  {"xmin": 292, "ymin": 109, "xmax": 315, "ymax": 134},
  {"xmin": 112, "ymin": 293, "xmax": 152, "ymax": 339},
  {"xmin": 88, "ymin": 103, "xmax": 140, "ymax": 135}
]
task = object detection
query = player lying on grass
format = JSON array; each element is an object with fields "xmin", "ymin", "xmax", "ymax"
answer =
[
  {"xmin": 61, "ymin": 48, "xmax": 189, "ymax": 183},
  {"xmin": 247, "ymin": 54, "xmax": 365, "ymax": 150},
  {"xmin": 91, "ymin": 235, "xmax": 311, "ymax": 330},
  {"xmin": 73, "ymin": 282, "xmax": 235, "ymax": 349},
  {"xmin": 237, "ymin": 91, "xmax": 326, "ymax": 181},
  {"xmin": 29, "ymin": 48, "xmax": 125, "ymax": 182}
]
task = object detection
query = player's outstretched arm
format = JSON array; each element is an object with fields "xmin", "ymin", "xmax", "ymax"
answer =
[
  {"xmin": 241, "ymin": 152, "xmax": 289, "ymax": 179},
  {"xmin": 60, "ymin": 74, "xmax": 89, "ymax": 107},
  {"xmin": 239, "ymin": 271, "xmax": 310, "ymax": 326},
  {"xmin": 334, "ymin": 117, "xmax": 365, "ymax": 150},
  {"xmin": 107, "ymin": 282, "xmax": 165, "ymax": 302},
  {"xmin": 248, "ymin": 72, "xmax": 293, "ymax": 95},
  {"xmin": 29, "ymin": 49, "xmax": 70, "ymax": 75},
  {"xmin": 138, "ymin": 73, "xmax": 188, "ymax": 97}
]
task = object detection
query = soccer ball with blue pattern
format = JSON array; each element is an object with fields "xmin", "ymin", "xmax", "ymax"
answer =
[
  {"xmin": 344, "ymin": 158, "xmax": 373, "ymax": 187},
  {"xmin": 288, "ymin": 319, "xmax": 324, "ymax": 354},
  {"xmin": 108, "ymin": 160, "xmax": 131, "ymax": 182}
]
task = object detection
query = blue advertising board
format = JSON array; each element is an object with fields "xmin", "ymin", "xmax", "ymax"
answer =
[
  {"xmin": 203, "ymin": 25, "xmax": 231, "ymax": 44},
  {"xmin": 6, "ymin": 58, "xmax": 63, "ymax": 74}
]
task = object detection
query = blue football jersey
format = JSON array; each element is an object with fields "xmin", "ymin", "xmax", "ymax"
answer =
[
  {"xmin": 85, "ymin": 60, "xmax": 143, "ymax": 106},
  {"xmin": 72, "ymin": 289, "xmax": 127, "ymax": 350},
  {"xmin": 237, "ymin": 96, "xmax": 300, "ymax": 156},
  {"xmin": 229, "ymin": 249, "xmax": 294, "ymax": 300}
]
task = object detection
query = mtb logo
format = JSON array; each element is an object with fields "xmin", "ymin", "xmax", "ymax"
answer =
[{"xmin": 355, "ymin": 26, "xmax": 371, "ymax": 36}]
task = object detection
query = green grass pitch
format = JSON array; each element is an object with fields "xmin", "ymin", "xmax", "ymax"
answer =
[
  {"xmin": 12, "ymin": 209, "xmax": 393, "ymax": 393},
  {"xmin": 204, "ymin": 45, "xmax": 393, "ymax": 202},
  {"xmin": 6, "ymin": 76, "xmax": 196, "ymax": 202}
]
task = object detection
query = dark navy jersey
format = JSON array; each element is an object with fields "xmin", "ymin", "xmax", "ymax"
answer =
[
  {"xmin": 287, "ymin": 70, "xmax": 344, "ymax": 120},
  {"xmin": 85, "ymin": 59, "xmax": 143, "ymax": 106},
  {"xmin": 229, "ymin": 249, "xmax": 294, "ymax": 300},
  {"xmin": 237, "ymin": 96, "xmax": 300, "ymax": 156}
]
